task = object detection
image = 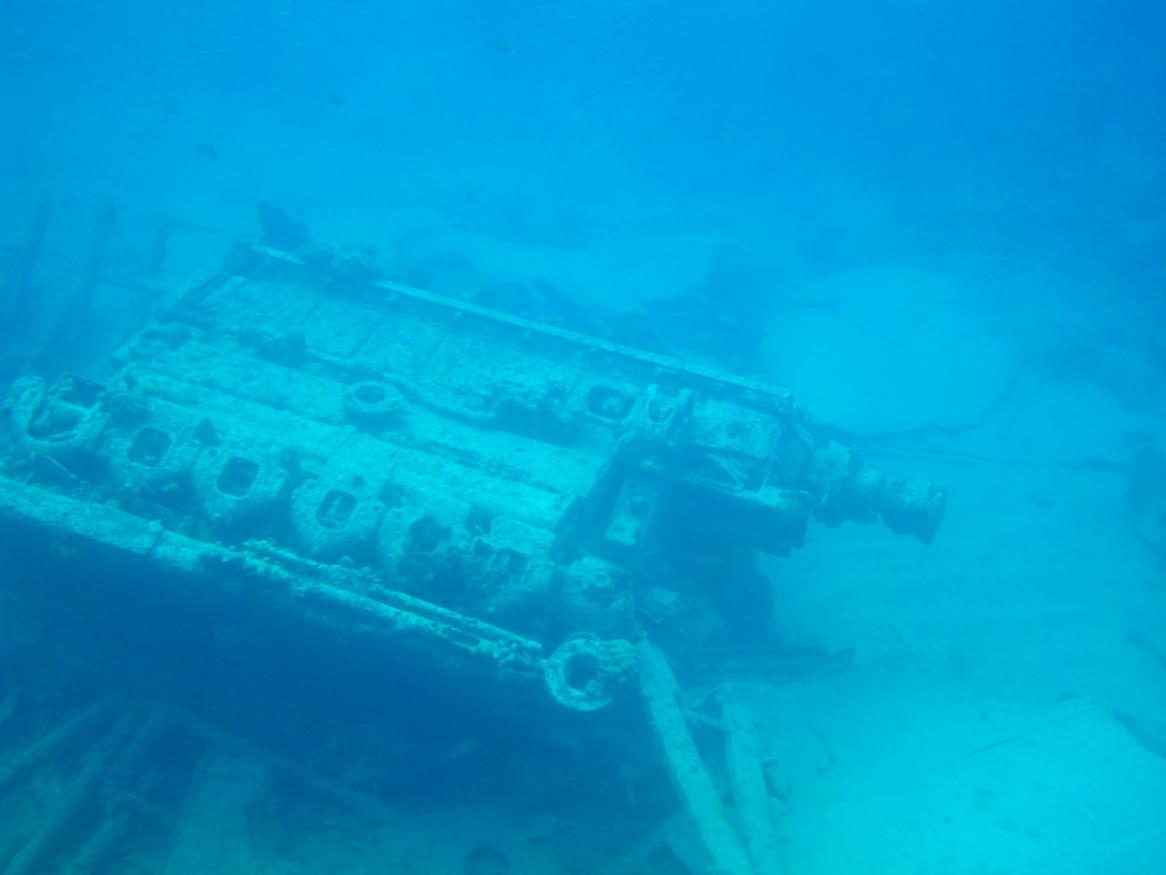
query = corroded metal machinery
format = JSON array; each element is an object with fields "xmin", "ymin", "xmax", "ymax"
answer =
[{"xmin": 0, "ymin": 243, "xmax": 946, "ymax": 873}]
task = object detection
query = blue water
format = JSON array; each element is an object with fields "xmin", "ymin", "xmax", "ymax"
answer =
[{"xmin": 2, "ymin": 2, "xmax": 1165, "ymax": 873}]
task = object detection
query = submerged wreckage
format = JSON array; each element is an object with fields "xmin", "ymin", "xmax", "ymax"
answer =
[{"xmin": 0, "ymin": 242, "xmax": 945, "ymax": 873}]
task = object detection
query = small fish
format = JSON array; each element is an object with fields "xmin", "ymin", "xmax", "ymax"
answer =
[
  {"xmin": 493, "ymin": 39, "xmax": 513, "ymax": 56},
  {"xmin": 1111, "ymin": 709, "xmax": 1166, "ymax": 762},
  {"xmin": 47, "ymin": 541, "xmax": 83, "ymax": 563},
  {"xmin": 194, "ymin": 142, "xmax": 219, "ymax": 163},
  {"xmin": 1125, "ymin": 630, "xmax": 1166, "ymax": 671},
  {"xmin": 329, "ymin": 90, "xmax": 347, "ymax": 107}
]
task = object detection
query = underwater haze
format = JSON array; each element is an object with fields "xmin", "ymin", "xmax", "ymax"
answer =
[{"xmin": 2, "ymin": 1, "xmax": 1166, "ymax": 873}]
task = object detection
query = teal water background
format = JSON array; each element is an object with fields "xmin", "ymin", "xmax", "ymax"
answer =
[{"xmin": 2, "ymin": 2, "xmax": 1166, "ymax": 872}]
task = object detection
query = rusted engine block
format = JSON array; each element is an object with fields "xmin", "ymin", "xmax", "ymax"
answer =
[{"xmin": 0, "ymin": 244, "xmax": 945, "ymax": 719}]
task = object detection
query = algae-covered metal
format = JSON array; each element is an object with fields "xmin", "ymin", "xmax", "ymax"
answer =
[
  {"xmin": 0, "ymin": 242, "xmax": 947, "ymax": 873},
  {"xmin": 0, "ymin": 243, "xmax": 944, "ymax": 712}
]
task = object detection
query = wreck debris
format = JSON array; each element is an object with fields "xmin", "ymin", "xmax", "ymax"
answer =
[
  {"xmin": 0, "ymin": 240, "xmax": 949, "ymax": 872},
  {"xmin": 0, "ymin": 691, "xmax": 407, "ymax": 872},
  {"xmin": 0, "ymin": 199, "xmax": 52, "ymax": 339},
  {"xmin": 0, "ymin": 696, "xmax": 119, "ymax": 800},
  {"xmin": 638, "ymin": 641, "xmax": 756, "ymax": 875},
  {"xmin": 66, "ymin": 198, "xmax": 117, "ymax": 348},
  {"xmin": 4, "ymin": 707, "xmax": 140, "ymax": 875},
  {"xmin": 1, "ymin": 242, "xmax": 944, "ymax": 651},
  {"xmin": 722, "ymin": 688, "xmax": 783, "ymax": 875}
]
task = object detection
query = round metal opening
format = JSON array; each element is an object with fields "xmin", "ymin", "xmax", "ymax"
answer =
[
  {"xmin": 565, "ymin": 652, "xmax": 600, "ymax": 691},
  {"xmin": 354, "ymin": 383, "xmax": 386, "ymax": 406}
]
